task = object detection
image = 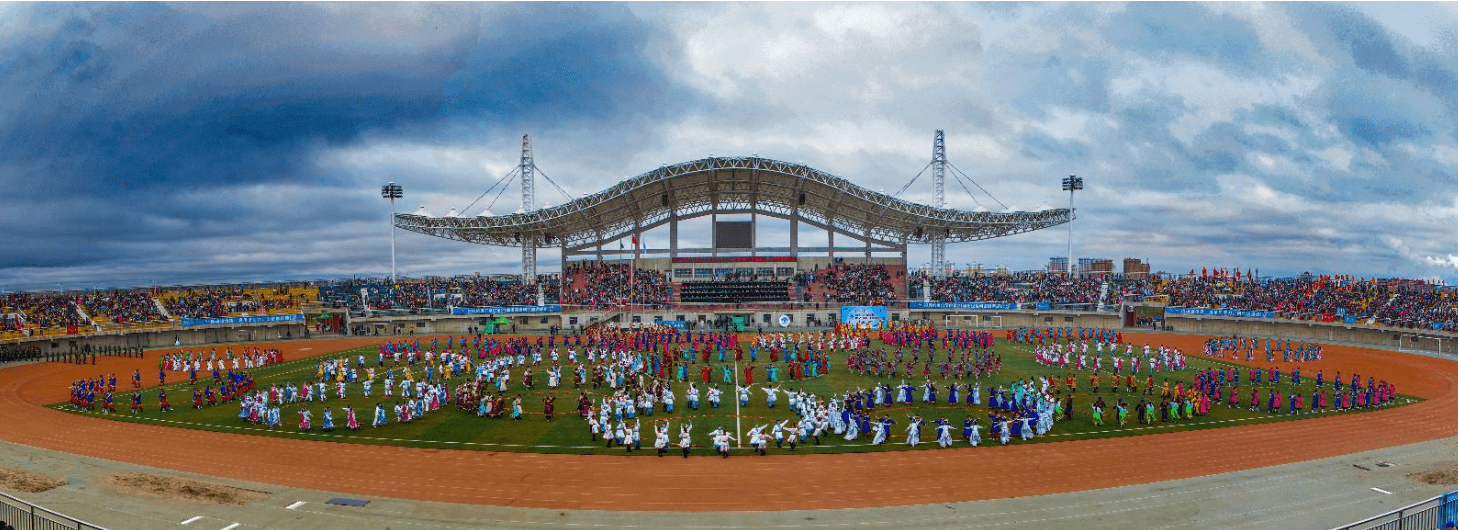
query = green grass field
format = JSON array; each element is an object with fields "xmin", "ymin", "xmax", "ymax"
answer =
[{"xmin": 54, "ymin": 336, "xmax": 1418, "ymax": 456}]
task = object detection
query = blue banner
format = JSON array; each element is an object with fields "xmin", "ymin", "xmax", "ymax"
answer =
[
  {"xmin": 180, "ymin": 314, "xmax": 304, "ymax": 328},
  {"xmin": 909, "ymin": 302, "xmax": 1019, "ymax": 311},
  {"xmin": 1035, "ymin": 302, "xmax": 1051, "ymax": 311},
  {"xmin": 451, "ymin": 305, "xmax": 561, "ymax": 315},
  {"xmin": 659, "ymin": 320, "xmax": 688, "ymax": 330},
  {"xmin": 1164, "ymin": 307, "xmax": 1275, "ymax": 319},
  {"xmin": 1443, "ymin": 489, "xmax": 1458, "ymax": 529},
  {"xmin": 840, "ymin": 306, "xmax": 889, "ymax": 328},
  {"xmin": 1343, "ymin": 315, "xmax": 1358, "ymax": 325}
]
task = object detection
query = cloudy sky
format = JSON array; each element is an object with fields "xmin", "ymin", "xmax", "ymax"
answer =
[{"xmin": 1, "ymin": 2, "xmax": 1456, "ymax": 291}]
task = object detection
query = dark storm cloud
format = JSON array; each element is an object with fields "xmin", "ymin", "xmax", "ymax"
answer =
[
  {"xmin": 1104, "ymin": 2, "xmax": 1264, "ymax": 70},
  {"xmin": 2, "ymin": 2, "xmax": 1458, "ymax": 289},
  {"xmin": 0, "ymin": 2, "xmax": 687, "ymax": 289},
  {"xmin": 1289, "ymin": 2, "xmax": 1458, "ymax": 121}
]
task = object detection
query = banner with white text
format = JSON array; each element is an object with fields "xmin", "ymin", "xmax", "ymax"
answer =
[{"xmin": 180, "ymin": 314, "xmax": 305, "ymax": 327}]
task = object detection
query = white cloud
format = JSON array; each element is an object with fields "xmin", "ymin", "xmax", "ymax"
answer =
[
  {"xmin": 1109, "ymin": 59, "xmax": 1323, "ymax": 145},
  {"xmin": 1204, "ymin": 2, "xmax": 1327, "ymax": 65},
  {"xmin": 6, "ymin": 2, "xmax": 1458, "ymax": 288},
  {"xmin": 1425, "ymin": 254, "xmax": 1458, "ymax": 270}
]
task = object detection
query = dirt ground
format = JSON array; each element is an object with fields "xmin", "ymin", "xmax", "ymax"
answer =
[
  {"xmin": 1, "ymin": 333, "xmax": 1456, "ymax": 511},
  {"xmin": 100, "ymin": 472, "xmax": 268, "ymax": 505},
  {"xmin": 0, "ymin": 467, "xmax": 65, "ymax": 493},
  {"xmin": 1408, "ymin": 462, "xmax": 1458, "ymax": 486}
]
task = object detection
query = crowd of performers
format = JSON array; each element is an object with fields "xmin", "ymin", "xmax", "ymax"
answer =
[
  {"xmin": 69, "ymin": 369, "xmax": 257, "ymax": 416},
  {"xmin": 238, "ymin": 351, "xmax": 463, "ymax": 431},
  {"xmin": 1202, "ymin": 336, "xmax": 1324, "ymax": 363},
  {"xmin": 226, "ymin": 327, "xmax": 842, "ymax": 432},
  {"xmin": 568, "ymin": 327, "xmax": 1066, "ymax": 457},
  {"xmin": 156, "ymin": 347, "xmax": 284, "ymax": 386},
  {"xmin": 1198, "ymin": 365, "xmax": 1398, "ymax": 413},
  {"xmin": 581, "ymin": 372, "xmax": 1064, "ymax": 457},
  {"xmin": 68, "ymin": 323, "xmax": 1402, "ymax": 454},
  {"xmin": 1017, "ymin": 327, "xmax": 1397, "ymax": 422},
  {"xmin": 70, "ymin": 346, "xmax": 275, "ymax": 414}
]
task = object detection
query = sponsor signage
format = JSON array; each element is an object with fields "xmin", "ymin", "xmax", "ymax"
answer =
[
  {"xmin": 671, "ymin": 256, "xmax": 798, "ymax": 263},
  {"xmin": 180, "ymin": 314, "xmax": 305, "ymax": 327},
  {"xmin": 1164, "ymin": 307, "xmax": 1275, "ymax": 319},
  {"xmin": 840, "ymin": 306, "xmax": 888, "ymax": 328},
  {"xmin": 450, "ymin": 305, "xmax": 562, "ymax": 315},
  {"xmin": 909, "ymin": 302, "xmax": 1019, "ymax": 311}
]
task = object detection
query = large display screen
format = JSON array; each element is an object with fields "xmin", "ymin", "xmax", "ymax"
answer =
[{"xmin": 714, "ymin": 220, "xmax": 754, "ymax": 249}]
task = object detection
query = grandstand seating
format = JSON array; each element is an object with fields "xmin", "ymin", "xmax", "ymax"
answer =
[
  {"xmin": 910, "ymin": 271, "xmax": 1458, "ymax": 330},
  {"xmin": 317, "ymin": 277, "xmax": 557, "ymax": 311},
  {"xmin": 2, "ymin": 266, "xmax": 1457, "ymax": 340},
  {"xmin": 561, "ymin": 263, "xmax": 670, "ymax": 309},
  {"xmin": 77, "ymin": 291, "xmax": 168, "ymax": 325},
  {"xmin": 801, "ymin": 264, "xmax": 905, "ymax": 306},
  {"xmin": 677, "ymin": 281, "xmax": 792, "ymax": 303},
  {"xmin": 159, "ymin": 285, "xmax": 312, "ymax": 319}
]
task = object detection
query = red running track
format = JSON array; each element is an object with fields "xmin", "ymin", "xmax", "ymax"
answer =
[{"xmin": 0, "ymin": 333, "xmax": 1452, "ymax": 511}]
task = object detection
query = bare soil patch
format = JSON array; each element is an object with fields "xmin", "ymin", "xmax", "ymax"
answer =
[
  {"xmin": 1408, "ymin": 463, "xmax": 1458, "ymax": 486},
  {"xmin": 0, "ymin": 467, "xmax": 65, "ymax": 493},
  {"xmin": 100, "ymin": 472, "xmax": 267, "ymax": 505}
]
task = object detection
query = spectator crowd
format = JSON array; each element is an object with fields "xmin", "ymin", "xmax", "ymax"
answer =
[
  {"xmin": 911, "ymin": 270, "xmax": 1458, "ymax": 331},
  {"xmin": 560, "ymin": 262, "xmax": 670, "ymax": 309},
  {"xmin": 0, "ymin": 266, "xmax": 1455, "ymax": 335},
  {"xmin": 163, "ymin": 285, "xmax": 307, "ymax": 319},
  {"xmin": 1, "ymin": 293, "xmax": 87, "ymax": 330},
  {"xmin": 78, "ymin": 291, "xmax": 168, "ymax": 324},
  {"xmin": 800, "ymin": 264, "xmax": 899, "ymax": 306},
  {"xmin": 320, "ymin": 277, "xmax": 559, "ymax": 311}
]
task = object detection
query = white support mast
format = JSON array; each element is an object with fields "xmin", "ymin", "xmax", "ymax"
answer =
[
  {"xmin": 520, "ymin": 134, "xmax": 537, "ymax": 283},
  {"xmin": 931, "ymin": 130, "xmax": 947, "ymax": 277}
]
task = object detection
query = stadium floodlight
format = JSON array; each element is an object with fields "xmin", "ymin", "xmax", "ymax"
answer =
[
  {"xmin": 382, "ymin": 182, "xmax": 404, "ymax": 283},
  {"xmin": 1061, "ymin": 175, "xmax": 1083, "ymax": 278}
]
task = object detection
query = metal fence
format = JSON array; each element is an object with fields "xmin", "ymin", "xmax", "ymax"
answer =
[
  {"xmin": 1333, "ymin": 490, "xmax": 1458, "ymax": 530},
  {"xmin": 0, "ymin": 491, "xmax": 108, "ymax": 530}
]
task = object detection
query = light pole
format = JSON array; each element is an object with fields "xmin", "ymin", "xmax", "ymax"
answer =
[
  {"xmin": 1062, "ymin": 175, "xmax": 1083, "ymax": 278},
  {"xmin": 381, "ymin": 182, "xmax": 404, "ymax": 283}
]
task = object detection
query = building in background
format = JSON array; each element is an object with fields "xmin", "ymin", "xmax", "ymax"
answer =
[
  {"xmin": 1047, "ymin": 257, "xmax": 1068, "ymax": 274},
  {"xmin": 1078, "ymin": 258, "xmax": 1115, "ymax": 277},
  {"xmin": 1123, "ymin": 258, "xmax": 1150, "ymax": 278}
]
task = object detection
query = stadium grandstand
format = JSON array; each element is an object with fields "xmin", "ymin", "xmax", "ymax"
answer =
[
  {"xmin": 3, "ymin": 271, "xmax": 1456, "ymax": 342},
  {"xmin": 4, "ymin": 142, "xmax": 1457, "ymax": 343}
]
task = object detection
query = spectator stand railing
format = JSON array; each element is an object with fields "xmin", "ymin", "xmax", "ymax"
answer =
[
  {"xmin": 0, "ymin": 490, "xmax": 109, "ymax": 530},
  {"xmin": 1331, "ymin": 489, "xmax": 1458, "ymax": 530}
]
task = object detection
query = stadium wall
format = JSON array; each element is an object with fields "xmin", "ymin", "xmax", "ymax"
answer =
[
  {"xmin": 5, "ymin": 323, "xmax": 309, "ymax": 353},
  {"xmin": 7, "ymin": 309, "xmax": 1452, "ymax": 357},
  {"xmin": 1163, "ymin": 315, "xmax": 1453, "ymax": 354}
]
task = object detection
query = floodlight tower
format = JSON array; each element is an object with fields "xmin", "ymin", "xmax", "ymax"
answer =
[
  {"xmin": 931, "ymin": 130, "xmax": 947, "ymax": 277},
  {"xmin": 520, "ymin": 134, "xmax": 537, "ymax": 283},
  {"xmin": 381, "ymin": 182, "xmax": 404, "ymax": 283},
  {"xmin": 1061, "ymin": 175, "xmax": 1083, "ymax": 277}
]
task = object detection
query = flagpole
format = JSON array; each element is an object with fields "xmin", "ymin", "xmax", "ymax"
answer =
[
  {"xmin": 629, "ymin": 248, "xmax": 635, "ymax": 331},
  {"xmin": 734, "ymin": 358, "xmax": 742, "ymax": 448}
]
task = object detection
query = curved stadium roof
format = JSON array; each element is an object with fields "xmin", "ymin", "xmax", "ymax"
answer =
[{"xmin": 395, "ymin": 156, "xmax": 1072, "ymax": 250}]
